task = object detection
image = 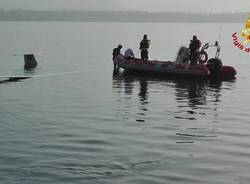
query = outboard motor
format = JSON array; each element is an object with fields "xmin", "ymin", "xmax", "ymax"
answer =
[
  {"xmin": 207, "ymin": 58, "xmax": 222, "ymax": 80},
  {"xmin": 24, "ymin": 54, "xmax": 38, "ymax": 70},
  {"xmin": 175, "ymin": 46, "xmax": 190, "ymax": 64}
]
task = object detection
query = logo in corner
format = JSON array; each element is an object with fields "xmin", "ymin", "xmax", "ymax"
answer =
[
  {"xmin": 241, "ymin": 16, "xmax": 250, "ymax": 44},
  {"xmin": 232, "ymin": 15, "xmax": 250, "ymax": 53}
]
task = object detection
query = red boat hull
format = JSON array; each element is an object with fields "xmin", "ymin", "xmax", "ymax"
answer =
[
  {"xmin": 114, "ymin": 55, "xmax": 211, "ymax": 78},
  {"xmin": 221, "ymin": 66, "xmax": 237, "ymax": 79},
  {"xmin": 113, "ymin": 55, "xmax": 236, "ymax": 79}
]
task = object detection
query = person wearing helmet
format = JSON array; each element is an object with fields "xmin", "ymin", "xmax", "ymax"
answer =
[{"xmin": 189, "ymin": 35, "xmax": 201, "ymax": 65}]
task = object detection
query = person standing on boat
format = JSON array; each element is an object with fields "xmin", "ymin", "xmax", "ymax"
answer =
[
  {"xmin": 140, "ymin": 34, "xmax": 150, "ymax": 61},
  {"xmin": 189, "ymin": 35, "xmax": 201, "ymax": 65},
  {"xmin": 112, "ymin": 44, "xmax": 122, "ymax": 70},
  {"xmin": 124, "ymin": 48, "xmax": 134, "ymax": 60}
]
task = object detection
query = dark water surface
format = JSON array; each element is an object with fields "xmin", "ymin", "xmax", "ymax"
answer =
[{"xmin": 0, "ymin": 22, "xmax": 250, "ymax": 184}]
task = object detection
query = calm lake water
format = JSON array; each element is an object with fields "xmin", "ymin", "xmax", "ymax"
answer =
[{"xmin": 0, "ymin": 22, "xmax": 250, "ymax": 184}]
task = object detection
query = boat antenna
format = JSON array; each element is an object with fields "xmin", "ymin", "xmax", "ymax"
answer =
[{"xmin": 218, "ymin": 26, "xmax": 222, "ymax": 43}]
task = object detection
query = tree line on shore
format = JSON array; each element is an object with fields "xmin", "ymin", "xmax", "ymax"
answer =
[{"xmin": 0, "ymin": 9, "xmax": 248, "ymax": 22}]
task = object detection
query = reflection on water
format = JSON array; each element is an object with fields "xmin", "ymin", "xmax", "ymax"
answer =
[
  {"xmin": 175, "ymin": 79, "xmax": 207, "ymax": 107},
  {"xmin": 174, "ymin": 79, "xmax": 222, "ymax": 109},
  {"xmin": 138, "ymin": 78, "xmax": 148, "ymax": 105},
  {"xmin": 123, "ymin": 75, "xmax": 134, "ymax": 96},
  {"xmin": 112, "ymin": 70, "xmax": 229, "ymax": 122}
]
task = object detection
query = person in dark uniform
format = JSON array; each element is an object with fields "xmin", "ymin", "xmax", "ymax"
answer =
[
  {"xmin": 112, "ymin": 44, "xmax": 122, "ymax": 70},
  {"xmin": 140, "ymin": 34, "xmax": 150, "ymax": 61},
  {"xmin": 189, "ymin": 35, "xmax": 201, "ymax": 65}
]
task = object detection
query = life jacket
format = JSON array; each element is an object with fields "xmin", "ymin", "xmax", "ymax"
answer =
[
  {"xmin": 112, "ymin": 48, "xmax": 121, "ymax": 57},
  {"xmin": 140, "ymin": 39, "xmax": 149, "ymax": 50},
  {"xmin": 189, "ymin": 39, "xmax": 201, "ymax": 52}
]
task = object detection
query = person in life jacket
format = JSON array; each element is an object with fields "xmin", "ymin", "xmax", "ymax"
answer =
[
  {"xmin": 189, "ymin": 35, "xmax": 201, "ymax": 65},
  {"xmin": 140, "ymin": 34, "xmax": 150, "ymax": 61},
  {"xmin": 112, "ymin": 44, "xmax": 122, "ymax": 70}
]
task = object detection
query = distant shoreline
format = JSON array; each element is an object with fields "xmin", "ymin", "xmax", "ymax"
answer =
[{"xmin": 0, "ymin": 10, "xmax": 247, "ymax": 23}]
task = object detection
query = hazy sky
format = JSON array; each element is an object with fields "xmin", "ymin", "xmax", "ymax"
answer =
[{"xmin": 0, "ymin": 0, "xmax": 250, "ymax": 13}]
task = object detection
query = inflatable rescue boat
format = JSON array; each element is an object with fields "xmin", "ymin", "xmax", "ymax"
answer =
[{"xmin": 113, "ymin": 42, "xmax": 236, "ymax": 80}]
